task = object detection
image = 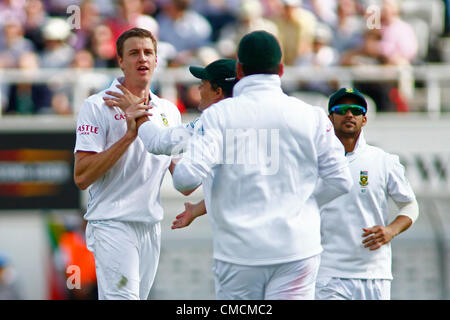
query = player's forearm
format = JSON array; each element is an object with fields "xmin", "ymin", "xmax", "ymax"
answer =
[
  {"xmin": 74, "ymin": 133, "xmax": 135, "ymax": 190},
  {"xmin": 386, "ymin": 215, "xmax": 413, "ymax": 238},
  {"xmin": 139, "ymin": 122, "xmax": 190, "ymax": 156}
]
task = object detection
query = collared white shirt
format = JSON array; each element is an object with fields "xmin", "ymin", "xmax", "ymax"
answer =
[
  {"xmin": 74, "ymin": 78, "xmax": 182, "ymax": 223},
  {"xmin": 172, "ymin": 74, "xmax": 352, "ymax": 266},
  {"xmin": 318, "ymin": 130, "xmax": 416, "ymax": 280}
]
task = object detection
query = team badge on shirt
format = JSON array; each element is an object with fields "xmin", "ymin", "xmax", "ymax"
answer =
[
  {"xmin": 359, "ymin": 170, "xmax": 368, "ymax": 193},
  {"xmin": 160, "ymin": 113, "xmax": 169, "ymax": 127}
]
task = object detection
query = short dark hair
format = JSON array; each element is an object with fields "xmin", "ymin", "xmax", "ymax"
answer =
[
  {"xmin": 241, "ymin": 63, "xmax": 280, "ymax": 76},
  {"xmin": 116, "ymin": 28, "xmax": 157, "ymax": 58}
]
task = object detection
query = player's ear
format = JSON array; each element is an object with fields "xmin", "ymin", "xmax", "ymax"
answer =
[
  {"xmin": 215, "ymin": 86, "xmax": 224, "ymax": 99},
  {"xmin": 362, "ymin": 114, "xmax": 367, "ymax": 127}
]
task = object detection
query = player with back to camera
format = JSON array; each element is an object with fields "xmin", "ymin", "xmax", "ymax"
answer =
[
  {"xmin": 128, "ymin": 30, "xmax": 354, "ymax": 300},
  {"xmin": 73, "ymin": 28, "xmax": 182, "ymax": 300},
  {"xmin": 315, "ymin": 88, "xmax": 419, "ymax": 300}
]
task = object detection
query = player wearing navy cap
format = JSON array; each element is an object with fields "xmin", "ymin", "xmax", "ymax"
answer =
[{"xmin": 315, "ymin": 88, "xmax": 419, "ymax": 300}]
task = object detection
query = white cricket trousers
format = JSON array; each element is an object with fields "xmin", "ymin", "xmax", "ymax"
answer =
[
  {"xmin": 212, "ymin": 254, "xmax": 320, "ymax": 300},
  {"xmin": 85, "ymin": 220, "xmax": 161, "ymax": 300},
  {"xmin": 315, "ymin": 277, "xmax": 391, "ymax": 300}
]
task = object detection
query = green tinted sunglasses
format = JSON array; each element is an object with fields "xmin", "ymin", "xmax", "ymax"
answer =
[{"xmin": 330, "ymin": 104, "xmax": 367, "ymax": 116}]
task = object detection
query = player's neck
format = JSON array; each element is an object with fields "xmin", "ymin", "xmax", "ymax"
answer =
[
  {"xmin": 122, "ymin": 78, "xmax": 151, "ymax": 103},
  {"xmin": 336, "ymin": 131, "xmax": 361, "ymax": 153}
]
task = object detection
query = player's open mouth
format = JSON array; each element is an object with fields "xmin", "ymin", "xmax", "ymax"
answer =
[{"xmin": 137, "ymin": 66, "xmax": 149, "ymax": 74}]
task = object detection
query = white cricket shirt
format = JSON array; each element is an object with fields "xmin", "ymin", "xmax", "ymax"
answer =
[
  {"xmin": 74, "ymin": 78, "xmax": 182, "ymax": 223},
  {"xmin": 138, "ymin": 115, "xmax": 204, "ymax": 156},
  {"xmin": 318, "ymin": 131, "xmax": 416, "ymax": 280},
  {"xmin": 172, "ymin": 74, "xmax": 353, "ymax": 266}
]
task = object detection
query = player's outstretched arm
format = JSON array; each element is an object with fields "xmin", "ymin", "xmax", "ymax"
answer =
[{"xmin": 171, "ymin": 200, "xmax": 207, "ymax": 230}]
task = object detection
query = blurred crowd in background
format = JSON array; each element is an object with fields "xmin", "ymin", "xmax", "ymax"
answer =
[{"xmin": 0, "ymin": 0, "xmax": 449, "ymax": 114}]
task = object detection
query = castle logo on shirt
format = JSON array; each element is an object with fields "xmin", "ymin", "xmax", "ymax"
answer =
[
  {"xmin": 77, "ymin": 124, "xmax": 99, "ymax": 135},
  {"xmin": 114, "ymin": 113, "xmax": 126, "ymax": 120},
  {"xmin": 160, "ymin": 113, "xmax": 169, "ymax": 127}
]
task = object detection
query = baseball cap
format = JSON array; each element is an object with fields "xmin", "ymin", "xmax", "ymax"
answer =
[
  {"xmin": 328, "ymin": 87, "xmax": 367, "ymax": 113},
  {"xmin": 189, "ymin": 59, "xmax": 237, "ymax": 92},
  {"xmin": 237, "ymin": 30, "xmax": 282, "ymax": 69}
]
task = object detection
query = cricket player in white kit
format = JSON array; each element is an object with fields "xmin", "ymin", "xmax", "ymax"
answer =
[
  {"xmin": 73, "ymin": 28, "xmax": 181, "ymax": 300},
  {"xmin": 315, "ymin": 88, "xmax": 419, "ymax": 300},
  {"xmin": 138, "ymin": 31, "xmax": 354, "ymax": 300}
]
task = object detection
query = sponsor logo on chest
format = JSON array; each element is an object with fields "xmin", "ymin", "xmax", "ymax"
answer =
[{"xmin": 114, "ymin": 113, "xmax": 127, "ymax": 120}]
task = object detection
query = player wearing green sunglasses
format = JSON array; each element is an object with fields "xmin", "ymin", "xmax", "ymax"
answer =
[{"xmin": 330, "ymin": 104, "xmax": 367, "ymax": 116}]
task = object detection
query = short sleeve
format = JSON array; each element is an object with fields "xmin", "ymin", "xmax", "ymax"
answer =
[
  {"xmin": 386, "ymin": 153, "xmax": 416, "ymax": 203},
  {"xmin": 74, "ymin": 99, "xmax": 106, "ymax": 154},
  {"xmin": 313, "ymin": 108, "xmax": 347, "ymax": 178}
]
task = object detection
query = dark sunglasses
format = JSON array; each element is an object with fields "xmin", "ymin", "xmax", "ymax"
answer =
[{"xmin": 330, "ymin": 104, "xmax": 366, "ymax": 116}]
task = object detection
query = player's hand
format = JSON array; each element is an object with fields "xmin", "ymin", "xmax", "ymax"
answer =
[
  {"xmin": 361, "ymin": 225, "xmax": 396, "ymax": 251},
  {"xmin": 104, "ymin": 84, "xmax": 142, "ymax": 111},
  {"xmin": 126, "ymin": 100, "xmax": 153, "ymax": 121},
  {"xmin": 124, "ymin": 99, "xmax": 151, "ymax": 137},
  {"xmin": 171, "ymin": 202, "xmax": 196, "ymax": 229}
]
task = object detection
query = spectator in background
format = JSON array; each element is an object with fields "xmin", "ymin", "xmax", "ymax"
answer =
[
  {"xmin": 23, "ymin": 0, "xmax": 48, "ymax": 53},
  {"xmin": 340, "ymin": 0, "xmax": 417, "ymax": 112},
  {"xmin": 271, "ymin": 0, "xmax": 317, "ymax": 66},
  {"xmin": 5, "ymin": 51, "xmax": 52, "ymax": 114},
  {"xmin": 0, "ymin": 253, "xmax": 23, "ymax": 300},
  {"xmin": 340, "ymin": 28, "xmax": 383, "ymax": 66},
  {"xmin": 340, "ymin": 0, "xmax": 417, "ymax": 65},
  {"xmin": 107, "ymin": 0, "xmax": 159, "ymax": 42},
  {"xmin": 157, "ymin": 0, "xmax": 213, "ymax": 66},
  {"xmin": 295, "ymin": 23, "xmax": 338, "ymax": 95},
  {"xmin": 49, "ymin": 49, "xmax": 97, "ymax": 116},
  {"xmin": 39, "ymin": 18, "xmax": 75, "ymax": 68},
  {"xmin": 72, "ymin": 0, "xmax": 103, "ymax": 51},
  {"xmin": 0, "ymin": 0, "xmax": 26, "ymax": 29},
  {"xmin": 303, "ymin": 0, "xmax": 337, "ymax": 26},
  {"xmin": 216, "ymin": 0, "xmax": 278, "ymax": 59},
  {"xmin": 331, "ymin": 0, "xmax": 364, "ymax": 57},
  {"xmin": 89, "ymin": 24, "xmax": 118, "ymax": 68},
  {"xmin": 191, "ymin": 0, "xmax": 239, "ymax": 41},
  {"xmin": 378, "ymin": 0, "xmax": 418, "ymax": 65},
  {"xmin": 38, "ymin": 18, "xmax": 77, "ymax": 115},
  {"xmin": 0, "ymin": 19, "xmax": 35, "ymax": 68},
  {"xmin": 46, "ymin": 0, "xmax": 81, "ymax": 16}
]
